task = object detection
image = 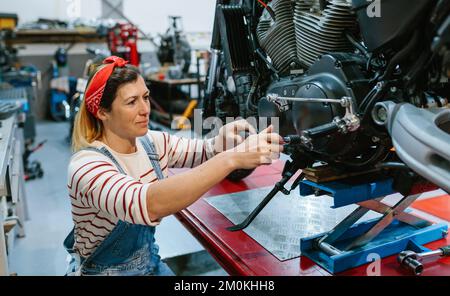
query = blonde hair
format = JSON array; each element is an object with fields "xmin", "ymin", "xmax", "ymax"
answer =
[{"xmin": 71, "ymin": 99, "xmax": 103, "ymax": 152}]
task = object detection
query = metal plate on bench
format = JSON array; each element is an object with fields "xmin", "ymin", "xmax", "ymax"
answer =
[{"xmin": 206, "ymin": 186, "xmax": 381, "ymax": 261}]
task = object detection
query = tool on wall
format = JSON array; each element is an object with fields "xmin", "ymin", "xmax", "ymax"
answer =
[
  {"xmin": 107, "ymin": 22, "xmax": 140, "ymax": 66},
  {"xmin": 102, "ymin": 0, "xmax": 158, "ymax": 48}
]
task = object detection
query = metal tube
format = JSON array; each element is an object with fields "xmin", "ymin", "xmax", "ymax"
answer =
[
  {"xmin": 284, "ymin": 97, "xmax": 343, "ymax": 104},
  {"xmin": 210, "ymin": 1, "xmax": 224, "ymax": 50},
  {"xmin": 206, "ymin": 49, "xmax": 221, "ymax": 95},
  {"xmin": 267, "ymin": 94, "xmax": 346, "ymax": 105},
  {"xmin": 418, "ymin": 249, "xmax": 444, "ymax": 260},
  {"xmin": 317, "ymin": 241, "xmax": 343, "ymax": 256}
]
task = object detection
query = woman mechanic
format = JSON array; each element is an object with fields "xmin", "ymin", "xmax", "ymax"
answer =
[{"xmin": 64, "ymin": 56, "xmax": 283, "ymax": 276}]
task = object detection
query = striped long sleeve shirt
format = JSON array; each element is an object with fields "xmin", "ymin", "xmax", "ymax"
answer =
[{"xmin": 67, "ymin": 131, "xmax": 216, "ymax": 258}]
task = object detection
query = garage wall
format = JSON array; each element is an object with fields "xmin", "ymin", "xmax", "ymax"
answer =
[
  {"xmin": 3, "ymin": 0, "xmax": 215, "ymax": 34},
  {"xmin": 4, "ymin": 0, "xmax": 215, "ymax": 119},
  {"xmin": 123, "ymin": 0, "xmax": 215, "ymax": 34},
  {"xmin": 2, "ymin": 0, "xmax": 101, "ymax": 24}
]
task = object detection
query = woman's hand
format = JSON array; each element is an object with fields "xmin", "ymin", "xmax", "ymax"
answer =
[
  {"xmin": 224, "ymin": 125, "xmax": 284, "ymax": 170},
  {"xmin": 213, "ymin": 119, "xmax": 257, "ymax": 153}
]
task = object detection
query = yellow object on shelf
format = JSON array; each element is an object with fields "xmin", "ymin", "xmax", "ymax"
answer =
[
  {"xmin": 174, "ymin": 100, "xmax": 198, "ymax": 130},
  {"xmin": 0, "ymin": 13, "xmax": 18, "ymax": 30}
]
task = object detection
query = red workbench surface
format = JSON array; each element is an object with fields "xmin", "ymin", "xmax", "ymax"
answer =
[{"xmin": 171, "ymin": 161, "xmax": 450, "ymax": 276}]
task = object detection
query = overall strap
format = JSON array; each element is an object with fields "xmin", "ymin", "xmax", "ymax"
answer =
[
  {"xmin": 65, "ymin": 138, "xmax": 166, "ymax": 275},
  {"xmin": 139, "ymin": 135, "xmax": 165, "ymax": 180},
  {"xmin": 82, "ymin": 146, "xmax": 126, "ymax": 174},
  {"xmin": 65, "ymin": 145, "xmax": 127, "ymax": 267}
]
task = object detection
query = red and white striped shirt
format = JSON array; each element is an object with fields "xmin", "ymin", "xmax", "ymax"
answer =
[{"xmin": 67, "ymin": 131, "xmax": 215, "ymax": 258}]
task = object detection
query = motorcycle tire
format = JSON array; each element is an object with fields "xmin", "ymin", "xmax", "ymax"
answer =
[{"xmin": 226, "ymin": 168, "xmax": 255, "ymax": 182}]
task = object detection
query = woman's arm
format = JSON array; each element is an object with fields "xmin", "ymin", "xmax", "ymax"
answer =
[
  {"xmin": 146, "ymin": 152, "xmax": 235, "ymax": 221},
  {"xmin": 146, "ymin": 126, "xmax": 283, "ymax": 221},
  {"xmin": 68, "ymin": 150, "xmax": 235, "ymax": 226},
  {"xmin": 68, "ymin": 126, "xmax": 282, "ymax": 226},
  {"xmin": 165, "ymin": 134, "xmax": 216, "ymax": 169}
]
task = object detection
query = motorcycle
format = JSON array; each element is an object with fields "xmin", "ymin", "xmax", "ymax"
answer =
[
  {"xmin": 201, "ymin": 0, "xmax": 450, "ymax": 193},
  {"xmin": 156, "ymin": 16, "xmax": 192, "ymax": 78}
]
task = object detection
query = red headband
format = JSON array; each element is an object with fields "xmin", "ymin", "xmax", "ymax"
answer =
[{"xmin": 84, "ymin": 56, "xmax": 129, "ymax": 117}]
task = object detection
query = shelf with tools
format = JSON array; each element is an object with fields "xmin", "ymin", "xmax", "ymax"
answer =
[{"xmin": 5, "ymin": 29, "xmax": 106, "ymax": 45}]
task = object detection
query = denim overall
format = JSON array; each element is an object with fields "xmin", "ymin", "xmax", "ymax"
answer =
[{"xmin": 64, "ymin": 136, "xmax": 174, "ymax": 276}]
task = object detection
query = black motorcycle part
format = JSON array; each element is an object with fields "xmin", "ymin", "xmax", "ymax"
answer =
[
  {"xmin": 216, "ymin": 4, "xmax": 254, "ymax": 74},
  {"xmin": 226, "ymin": 169, "xmax": 255, "ymax": 182},
  {"xmin": 352, "ymin": 0, "xmax": 433, "ymax": 52}
]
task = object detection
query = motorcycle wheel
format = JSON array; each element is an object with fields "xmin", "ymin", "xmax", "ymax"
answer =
[{"xmin": 226, "ymin": 168, "xmax": 255, "ymax": 182}]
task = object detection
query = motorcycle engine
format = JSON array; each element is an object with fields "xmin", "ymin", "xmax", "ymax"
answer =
[
  {"xmin": 257, "ymin": 0, "xmax": 390, "ymax": 168},
  {"xmin": 257, "ymin": 0, "xmax": 357, "ymax": 73},
  {"xmin": 252, "ymin": 0, "xmax": 449, "ymax": 171},
  {"xmin": 259, "ymin": 52, "xmax": 390, "ymax": 168}
]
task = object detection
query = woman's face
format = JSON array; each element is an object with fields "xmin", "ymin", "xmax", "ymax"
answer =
[{"xmin": 100, "ymin": 75, "xmax": 151, "ymax": 139}]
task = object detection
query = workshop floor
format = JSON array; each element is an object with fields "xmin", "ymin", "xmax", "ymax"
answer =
[{"xmin": 8, "ymin": 120, "xmax": 227, "ymax": 276}]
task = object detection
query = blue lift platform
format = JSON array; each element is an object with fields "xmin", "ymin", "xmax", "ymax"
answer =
[{"xmin": 299, "ymin": 178, "xmax": 448, "ymax": 274}]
